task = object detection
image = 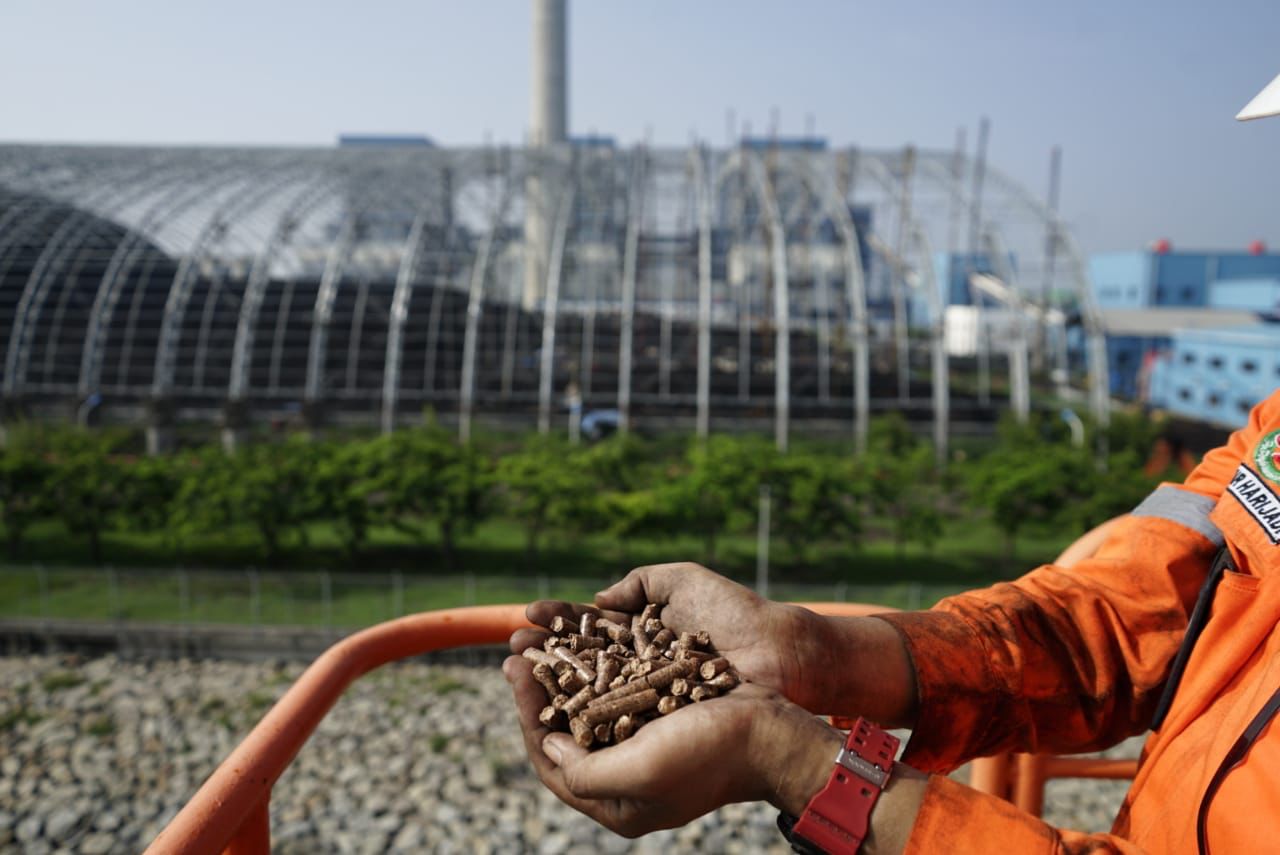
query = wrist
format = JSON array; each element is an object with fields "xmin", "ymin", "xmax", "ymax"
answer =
[
  {"xmin": 751, "ymin": 700, "xmax": 844, "ymax": 816},
  {"xmin": 780, "ymin": 720, "xmax": 926, "ymax": 855},
  {"xmin": 802, "ymin": 615, "xmax": 918, "ymax": 726}
]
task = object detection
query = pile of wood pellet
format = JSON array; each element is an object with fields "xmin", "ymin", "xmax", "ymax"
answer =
[{"xmin": 523, "ymin": 603, "xmax": 741, "ymax": 749}]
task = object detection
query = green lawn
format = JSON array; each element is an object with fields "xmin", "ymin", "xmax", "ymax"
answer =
[
  {"xmin": 0, "ymin": 510, "xmax": 1081, "ymax": 627},
  {"xmin": 3, "ymin": 511, "xmax": 1077, "ymax": 586}
]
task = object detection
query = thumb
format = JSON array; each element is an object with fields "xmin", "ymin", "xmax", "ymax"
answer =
[
  {"xmin": 542, "ymin": 731, "xmax": 649, "ymax": 800},
  {"xmin": 594, "ymin": 563, "xmax": 688, "ymax": 612}
]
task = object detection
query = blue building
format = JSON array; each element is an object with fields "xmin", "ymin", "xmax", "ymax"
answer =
[
  {"xmin": 1149, "ymin": 325, "xmax": 1280, "ymax": 426},
  {"xmin": 1089, "ymin": 246, "xmax": 1280, "ymax": 414},
  {"xmin": 1091, "ymin": 247, "xmax": 1280, "ymax": 311}
]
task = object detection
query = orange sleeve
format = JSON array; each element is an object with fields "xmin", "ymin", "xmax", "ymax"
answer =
[
  {"xmin": 904, "ymin": 775, "xmax": 1149, "ymax": 854},
  {"xmin": 878, "ymin": 391, "xmax": 1280, "ymax": 774}
]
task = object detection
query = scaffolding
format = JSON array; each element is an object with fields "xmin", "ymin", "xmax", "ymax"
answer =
[{"xmin": 0, "ymin": 142, "xmax": 1108, "ymax": 449}]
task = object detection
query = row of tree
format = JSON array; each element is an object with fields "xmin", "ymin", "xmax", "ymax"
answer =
[{"xmin": 0, "ymin": 412, "xmax": 1167, "ymax": 567}]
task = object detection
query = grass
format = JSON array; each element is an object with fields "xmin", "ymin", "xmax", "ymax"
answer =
[
  {"xmin": 0, "ymin": 509, "xmax": 1082, "ymax": 627},
  {"xmin": 0, "ymin": 706, "xmax": 42, "ymax": 731},
  {"xmin": 85, "ymin": 714, "xmax": 115, "ymax": 737},
  {"xmin": 40, "ymin": 671, "xmax": 86, "ymax": 692},
  {"xmin": 426, "ymin": 675, "xmax": 474, "ymax": 696},
  {"xmin": 3, "ymin": 508, "xmax": 1077, "ymax": 582}
]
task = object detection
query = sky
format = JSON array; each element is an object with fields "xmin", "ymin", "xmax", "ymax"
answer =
[{"xmin": 3, "ymin": 0, "xmax": 1279, "ymax": 254}]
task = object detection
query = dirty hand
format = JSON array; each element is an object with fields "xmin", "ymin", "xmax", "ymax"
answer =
[
  {"xmin": 586, "ymin": 562, "xmax": 917, "ymax": 723},
  {"xmin": 503, "ymin": 653, "xmax": 841, "ymax": 837}
]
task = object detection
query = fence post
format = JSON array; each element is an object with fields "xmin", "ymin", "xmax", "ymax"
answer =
[
  {"xmin": 106, "ymin": 566, "xmax": 121, "ymax": 621},
  {"xmin": 248, "ymin": 568, "xmax": 261, "ymax": 633},
  {"xmin": 321, "ymin": 571, "xmax": 333, "ymax": 636},
  {"xmin": 537, "ymin": 575, "xmax": 549, "ymax": 601},
  {"xmin": 464, "ymin": 573, "xmax": 477, "ymax": 607},
  {"xmin": 37, "ymin": 564, "xmax": 50, "ymax": 622},
  {"xmin": 392, "ymin": 571, "xmax": 405, "ymax": 618},
  {"xmin": 834, "ymin": 581, "xmax": 847, "ymax": 602},
  {"xmin": 908, "ymin": 582, "xmax": 924, "ymax": 611},
  {"xmin": 177, "ymin": 567, "xmax": 190, "ymax": 624},
  {"xmin": 756, "ymin": 485, "xmax": 772, "ymax": 599}
]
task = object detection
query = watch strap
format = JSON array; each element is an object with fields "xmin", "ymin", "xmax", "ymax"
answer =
[{"xmin": 787, "ymin": 718, "xmax": 899, "ymax": 854}]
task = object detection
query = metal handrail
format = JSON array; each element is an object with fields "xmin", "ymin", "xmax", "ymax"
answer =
[
  {"xmin": 146, "ymin": 602, "xmax": 891, "ymax": 854},
  {"xmin": 145, "ymin": 605, "xmax": 532, "ymax": 854},
  {"xmin": 145, "ymin": 599, "xmax": 1133, "ymax": 853}
]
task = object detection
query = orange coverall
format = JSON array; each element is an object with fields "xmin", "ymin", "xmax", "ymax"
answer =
[{"xmin": 877, "ymin": 390, "xmax": 1280, "ymax": 853}]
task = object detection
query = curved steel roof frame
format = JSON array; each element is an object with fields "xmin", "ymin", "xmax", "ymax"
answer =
[
  {"xmin": 616, "ymin": 147, "xmax": 646, "ymax": 435},
  {"xmin": 380, "ymin": 178, "xmax": 447, "ymax": 434},
  {"xmin": 304, "ymin": 201, "xmax": 368, "ymax": 404},
  {"xmin": 4, "ymin": 162, "xmax": 188, "ymax": 397},
  {"xmin": 458, "ymin": 159, "xmax": 518, "ymax": 443},
  {"xmin": 151, "ymin": 166, "xmax": 308, "ymax": 398},
  {"xmin": 793, "ymin": 150, "xmax": 872, "ymax": 453},
  {"xmin": 80, "ymin": 160, "xmax": 237, "ymax": 401},
  {"xmin": 982, "ymin": 227, "xmax": 1031, "ymax": 424},
  {"xmin": 908, "ymin": 225, "xmax": 949, "ymax": 464},
  {"xmin": 227, "ymin": 171, "xmax": 340, "ymax": 402},
  {"xmin": 692, "ymin": 145, "xmax": 713, "ymax": 440},
  {"xmin": 0, "ymin": 143, "xmax": 1103, "ymax": 441},
  {"xmin": 536, "ymin": 154, "xmax": 577, "ymax": 435}
]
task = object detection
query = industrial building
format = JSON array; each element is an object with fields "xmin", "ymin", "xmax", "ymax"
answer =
[
  {"xmin": 1089, "ymin": 245, "xmax": 1280, "ymax": 424},
  {"xmin": 0, "ymin": 0, "xmax": 1108, "ymax": 454}
]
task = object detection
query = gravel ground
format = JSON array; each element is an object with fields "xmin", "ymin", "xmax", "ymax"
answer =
[{"xmin": 0, "ymin": 654, "xmax": 1138, "ymax": 853}]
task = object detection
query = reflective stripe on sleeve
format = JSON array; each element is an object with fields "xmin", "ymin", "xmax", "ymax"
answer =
[{"xmin": 1131, "ymin": 485, "xmax": 1225, "ymax": 547}]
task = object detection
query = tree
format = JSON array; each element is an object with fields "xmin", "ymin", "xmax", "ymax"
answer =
[
  {"xmin": 867, "ymin": 444, "xmax": 945, "ymax": 559},
  {"xmin": 769, "ymin": 451, "xmax": 868, "ymax": 561},
  {"xmin": 118, "ymin": 453, "xmax": 183, "ymax": 553},
  {"xmin": 361, "ymin": 425, "xmax": 494, "ymax": 568},
  {"xmin": 0, "ymin": 435, "xmax": 53, "ymax": 559},
  {"xmin": 307, "ymin": 441, "xmax": 380, "ymax": 560},
  {"xmin": 176, "ymin": 438, "xmax": 318, "ymax": 561},
  {"xmin": 44, "ymin": 429, "xmax": 129, "ymax": 564},
  {"xmin": 964, "ymin": 443, "xmax": 1095, "ymax": 561},
  {"xmin": 863, "ymin": 416, "xmax": 945, "ymax": 558},
  {"xmin": 496, "ymin": 436, "xmax": 593, "ymax": 561},
  {"xmin": 669, "ymin": 435, "xmax": 774, "ymax": 563}
]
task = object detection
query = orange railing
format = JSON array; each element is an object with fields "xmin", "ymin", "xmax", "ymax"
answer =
[
  {"xmin": 147, "ymin": 600, "xmax": 1137, "ymax": 853},
  {"xmin": 145, "ymin": 605, "xmax": 533, "ymax": 855},
  {"xmin": 969, "ymin": 752, "xmax": 1139, "ymax": 816}
]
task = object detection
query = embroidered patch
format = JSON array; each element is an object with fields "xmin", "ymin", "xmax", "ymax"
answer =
[
  {"xmin": 1253, "ymin": 428, "xmax": 1280, "ymax": 484},
  {"xmin": 1226, "ymin": 464, "xmax": 1280, "ymax": 544}
]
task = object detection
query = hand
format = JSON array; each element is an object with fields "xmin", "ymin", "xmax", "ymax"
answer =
[
  {"xmin": 564, "ymin": 562, "xmax": 915, "ymax": 721},
  {"xmin": 502, "ymin": 650, "xmax": 841, "ymax": 837}
]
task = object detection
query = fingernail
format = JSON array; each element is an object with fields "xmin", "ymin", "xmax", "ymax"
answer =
[{"xmin": 543, "ymin": 735, "xmax": 563, "ymax": 765}]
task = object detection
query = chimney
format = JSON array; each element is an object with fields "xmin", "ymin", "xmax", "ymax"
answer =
[
  {"xmin": 530, "ymin": 0, "xmax": 568, "ymax": 147},
  {"xmin": 525, "ymin": 0, "xmax": 568, "ymax": 308}
]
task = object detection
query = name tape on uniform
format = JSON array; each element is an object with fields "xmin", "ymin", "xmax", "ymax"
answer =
[{"xmin": 1227, "ymin": 464, "xmax": 1280, "ymax": 544}]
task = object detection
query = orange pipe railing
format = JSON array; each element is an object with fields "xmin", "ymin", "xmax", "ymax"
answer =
[
  {"xmin": 146, "ymin": 602, "xmax": 889, "ymax": 854},
  {"xmin": 147, "ymin": 600, "xmax": 1137, "ymax": 853},
  {"xmin": 145, "ymin": 605, "xmax": 534, "ymax": 855},
  {"xmin": 970, "ymin": 752, "xmax": 1139, "ymax": 815}
]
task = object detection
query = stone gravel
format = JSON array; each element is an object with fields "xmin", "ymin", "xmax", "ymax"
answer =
[{"xmin": 0, "ymin": 654, "xmax": 1137, "ymax": 853}]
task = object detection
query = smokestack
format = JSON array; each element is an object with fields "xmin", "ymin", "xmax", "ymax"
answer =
[
  {"xmin": 531, "ymin": 0, "xmax": 567, "ymax": 147},
  {"xmin": 524, "ymin": 0, "xmax": 568, "ymax": 308}
]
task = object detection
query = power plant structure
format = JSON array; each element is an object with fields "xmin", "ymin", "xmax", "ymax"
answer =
[{"xmin": 0, "ymin": 0, "xmax": 1109, "ymax": 455}]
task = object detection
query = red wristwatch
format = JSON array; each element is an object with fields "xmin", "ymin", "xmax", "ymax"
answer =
[{"xmin": 778, "ymin": 718, "xmax": 900, "ymax": 854}]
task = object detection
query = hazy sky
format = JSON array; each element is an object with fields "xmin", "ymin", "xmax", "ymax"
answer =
[{"xmin": 3, "ymin": 0, "xmax": 1279, "ymax": 253}]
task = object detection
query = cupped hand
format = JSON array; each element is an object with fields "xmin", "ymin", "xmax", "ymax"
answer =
[
  {"xmin": 502, "ymin": 652, "xmax": 840, "ymax": 838},
  {"xmin": 601, "ymin": 562, "xmax": 826, "ymax": 709},
  {"xmin": 511, "ymin": 562, "xmax": 916, "ymax": 724}
]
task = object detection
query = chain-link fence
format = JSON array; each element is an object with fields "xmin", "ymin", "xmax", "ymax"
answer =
[{"xmin": 0, "ymin": 565, "xmax": 970, "ymax": 630}]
